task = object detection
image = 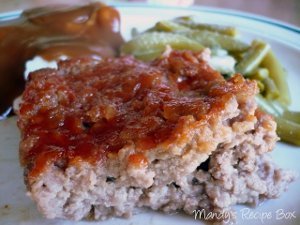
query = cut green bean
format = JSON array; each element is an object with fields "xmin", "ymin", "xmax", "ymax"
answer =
[
  {"xmin": 283, "ymin": 110, "xmax": 300, "ymax": 124},
  {"xmin": 261, "ymin": 50, "xmax": 291, "ymax": 107},
  {"xmin": 263, "ymin": 77, "xmax": 279, "ymax": 100},
  {"xmin": 154, "ymin": 20, "xmax": 190, "ymax": 32},
  {"xmin": 249, "ymin": 68, "xmax": 269, "ymax": 80},
  {"xmin": 275, "ymin": 117, "xmax": 300, "ymax": 146},
  {"xmin": 256, "ymin": 80, "xmax": 265, "ymax": 92},
  {"xmin": 235, "ymin": 40, "xmax": 270, "ymax": 75},
  {"xmin": 249, "ymin": 68, "xmax": 268, "ymax": 92},
  {"xmin": 248, "ymin": 68, "xmax": 280, "ymax": 99},
  {"xmin": 256, "ymin": 95, "xmax": 300, "ymax": 146},
  {"xmin": 121, "ymin": 32, "xmax": 204, "ymax": 61},
  {"xmin": 174, "ymin": 16, "xmax": 237, "ymax": 36},
  {"xmin": 184, "ymin": 30, "xmax": 249, "ymax": 52}
]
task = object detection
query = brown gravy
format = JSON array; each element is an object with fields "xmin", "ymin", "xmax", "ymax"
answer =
[{"xmin": 0, "ymin": 3, "xmax": 124, "ymax": 118}]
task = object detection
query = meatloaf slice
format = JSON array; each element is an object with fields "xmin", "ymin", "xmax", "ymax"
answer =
[{"xmin": 17, "ymin": 50, "xmax": 295, "ymax": 221}]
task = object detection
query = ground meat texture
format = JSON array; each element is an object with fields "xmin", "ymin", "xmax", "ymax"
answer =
[{"xmin": 17, "ymin": 50, "xmax": 296, "ymax": 221}]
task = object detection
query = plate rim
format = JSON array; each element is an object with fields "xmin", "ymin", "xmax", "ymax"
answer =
[
  {"xmin": 0, "ymin": 3, "xmax": 299, "ymax": 35},
  {"xmin": 112, "ymin": 3, "xmax": 300, "ymax": 34}
]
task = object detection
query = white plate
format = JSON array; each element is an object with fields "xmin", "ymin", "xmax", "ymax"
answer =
[{"xmin": 0, "ymin": 3, "xmax": 299, "ymax": 225}]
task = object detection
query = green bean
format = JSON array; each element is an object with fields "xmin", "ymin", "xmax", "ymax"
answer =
[
  {"xmin": 248, "ymin": 68, "xmax": 268, "ymax": 92},
  {"xmin": 129, "ymin": 50, "xmax": 166, "ymax": 62},
  {"xmin": 235, "ymin": 40, "xmax": 270, "ymax": 75},
  {"xmin": 248, "ymin": 68, "xmax": 279, "ymax": 99},
  {"xmin": 283, "ymin": 110, "xmax": 300, "ymax": 123},
  {"xmin": 184, "ymin": 30, "xmax": 249, "ymax": 52},
  {"xmin": 250, "ymin": 68, "xmax": 269, "ymax": 80},
  {"xmin": 173, "ymin": 16, "xmax": 192, "ymax": 23},
  {"xmin": 121, "ymin": 32, "xmax": 204, "ymax": 61},
  {"xmin": 256, "ymin": 80, "xmax": 265, "ymax": 92},
  {"xmin": 263, "ymin": 77, "xmax": 279, "ymax": 100},
  {"xmin": 256, "ymin": 95, "xmax": 300, "ymax": 146},
  {"xmin": 261, "ymin": 50, "xmax": 291, "ymax": 107},
  {"xmin": 174, "ymin": 16, "xmax": 237, "ymax": 36},
  {"xmin": 154, "ymin": 20, "xmax": 190, "ymax": 32},
  {"xmin": 275, "ymin": 117, "xmax": 300, "ymax": 146}
]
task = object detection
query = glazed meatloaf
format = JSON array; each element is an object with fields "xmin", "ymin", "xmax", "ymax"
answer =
[{"xmin": 17, "ymin": 50, "xmax": 295, "ymax": 221}]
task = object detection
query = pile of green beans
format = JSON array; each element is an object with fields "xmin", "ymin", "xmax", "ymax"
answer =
[{"xmin": 121, "ymin": 17, "xmax": 300, "ymax": 146}]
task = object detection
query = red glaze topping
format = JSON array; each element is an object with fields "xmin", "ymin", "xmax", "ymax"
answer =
[{"xmin": 18, "ymin": 50, "xmax": 257, "ymax": 177}]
